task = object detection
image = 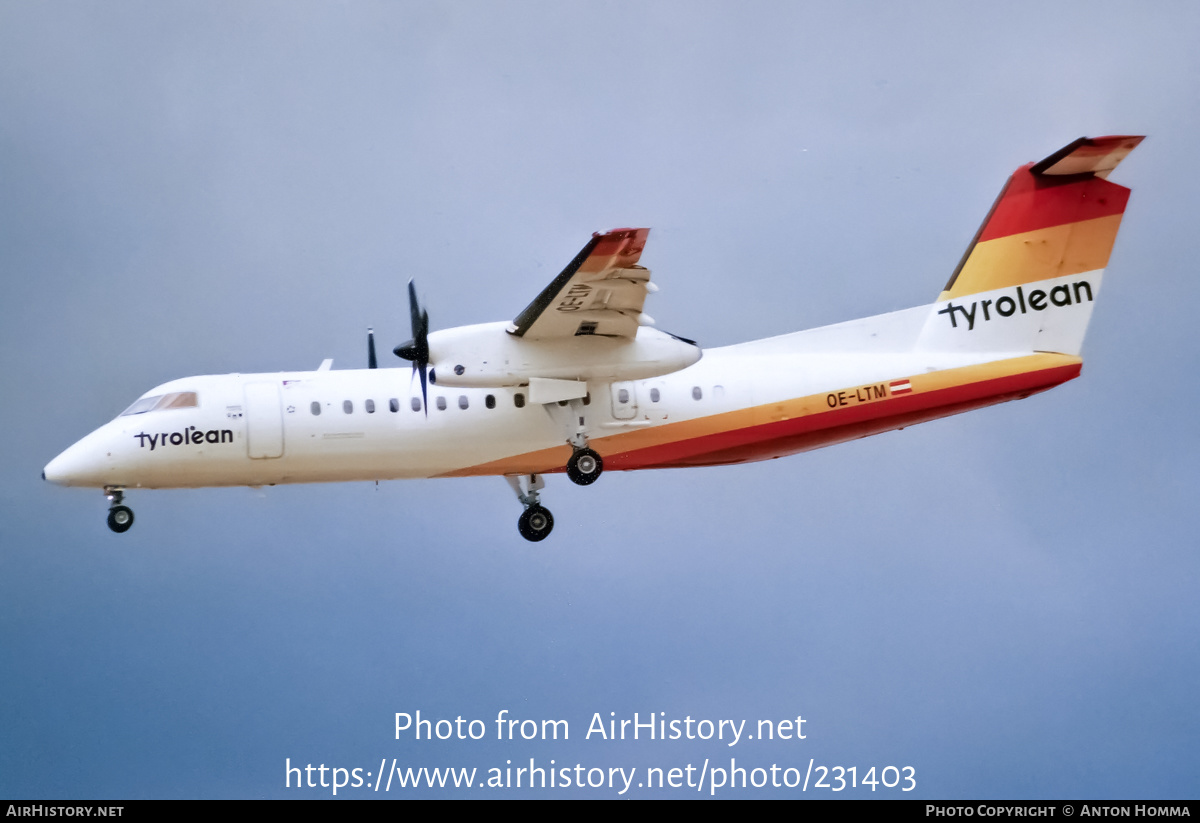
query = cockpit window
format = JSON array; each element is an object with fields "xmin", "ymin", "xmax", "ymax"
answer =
[{"xmin": 120, "ymin": 391, "xmax": 199, "ymax": 416}]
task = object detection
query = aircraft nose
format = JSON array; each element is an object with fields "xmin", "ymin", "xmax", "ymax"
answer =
[
  {"xmin": 44, "ymin": 447, "xmax": 82, "ymax": 485},
  {"xmin": 44, "ymin": 434, "xmax": 110, "ymax": 487}
]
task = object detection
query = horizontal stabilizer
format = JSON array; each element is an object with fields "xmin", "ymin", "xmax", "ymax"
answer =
[{"xmin": 1029, "ymin": 135, "xmax": 1144, "ymax": 179}]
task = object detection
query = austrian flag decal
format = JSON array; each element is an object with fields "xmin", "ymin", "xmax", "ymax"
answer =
[{"xmin": 889, "ymin": 379, "xmax": 913, "ymax": 396}]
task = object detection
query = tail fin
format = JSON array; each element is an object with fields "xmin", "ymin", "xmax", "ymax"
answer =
[{"xmin": 918, "ymin": 135, "xmax": 1143, "ymax": 355}]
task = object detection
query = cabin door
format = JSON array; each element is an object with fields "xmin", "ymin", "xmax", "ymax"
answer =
[
  {"xmin": 244, "ymin": 382, "xmax": 285, "ymax": 459},
  {"xmin": 610, "ymin": 381, "xmax": 638, "ymax": 420}
]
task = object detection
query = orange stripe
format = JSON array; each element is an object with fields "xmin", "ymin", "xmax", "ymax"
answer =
[
  {"xmin": 440, "ymin": 354, "xmax": 1082, "ymax": 477},
  {"xmin": 940, "ymin": 214, "xmax": 1121, "ymax": 300}
]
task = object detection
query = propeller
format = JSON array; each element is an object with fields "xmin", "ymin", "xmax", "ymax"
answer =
[
  {"xmin": 662, "ymin": 329, "xmax": 699, "ymax": 347},
  {"xmin": 393, "ymin": 280, "xmax": 430, "ymax": 414},
  {"xmin": 367, "ymin": 327, "xmax": 377, "ymax": 369}
]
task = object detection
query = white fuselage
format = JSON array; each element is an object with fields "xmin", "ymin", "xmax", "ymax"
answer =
[
  {"xmin": 42, "ymin": 297, "xmax": 1047, "ymax": 492},
  {"xmin": 40, "ymin": 136, "xmax": 1138, "ymax": 542}
]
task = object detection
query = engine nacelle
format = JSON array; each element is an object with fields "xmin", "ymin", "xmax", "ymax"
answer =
[{"xmin": 427, "ymin": 322, "xmax": 701, "ymax": 388}]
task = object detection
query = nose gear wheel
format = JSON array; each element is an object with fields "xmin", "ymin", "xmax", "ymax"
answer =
[
  {"xmin": 104, "ymin": 487, "xmax": 134, "ymax": 534},
  {"xmin": 107, "ymin": 506, "xmax": 134, "ymax": 533}
]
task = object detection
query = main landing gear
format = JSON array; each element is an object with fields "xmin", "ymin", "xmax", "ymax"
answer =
[
  {"xmin": 506, "ymin": 474, "xmax": 554, "ymax": 542},
  {"xmin": 555, "ymin": 397, "xmax": 604, "ymax": 487},
  {"xmin": 105, "ymin": 487, "xmax": 134, "ymax": 534},
  {"xmin": 566, "ymin": 447, "xmax": 603, "ymax": 486},
  {"xmin": 519, "ymin": 505, "xmax": 554, "ymax": 542}
]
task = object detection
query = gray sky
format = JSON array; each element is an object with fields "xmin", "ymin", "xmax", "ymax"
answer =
[{"xmin": 3, "ymin": 0, "xmax": 1198, "ymax": 798}]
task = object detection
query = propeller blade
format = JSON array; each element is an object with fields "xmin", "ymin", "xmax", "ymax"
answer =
[
  {"xmin": 394, "ymin": 280, "xmax": 431, "ymax": 415},
  {"xmin": 408, "ymin": 281, "xmax": 421, "ymax": 336},
  {"xmin": 662, "ymin": 328, "xmax": 699, "ymax": 347},
  {"xmin": 367, "ymin": 327, "xmax": 377, "ymax": 369}
]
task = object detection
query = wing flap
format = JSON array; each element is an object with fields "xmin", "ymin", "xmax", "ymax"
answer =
[{"xmin": 509, "ymin": 228, "xmax": 652, "ymax": 339}]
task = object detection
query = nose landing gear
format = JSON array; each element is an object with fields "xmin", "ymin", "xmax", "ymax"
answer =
[{"xmin": 104, "ymin": 487, "xmax": 134, "ymax": 534}]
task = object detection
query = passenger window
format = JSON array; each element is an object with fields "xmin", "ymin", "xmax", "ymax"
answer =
[
  {"xmin": 618, "ymin": 388, "xmax": 630, "ymax": 404},
  {"xmin": 365, "ymin": 399, "xmax": 375, "ymax": 414},
  {"xmin": 390, "ymin": 398, "xmax": 400, "ymax": 413},
  {"xmin": 514, "ymin": 393, "xmax": 525, "ymax": 408},
  {"xmin": 485, "ymin": 394, "xmax": 495, "ymax": 409},
  {"xmin": 692, "ymin": 386, "xmax": 702, "ymax": 400},
  {"xmin": 650, "ymin": 388, "xmax": 660, "ymax": 402},
  {"xmin": 343, "ymin": 400, "xmax": 353, "ymax": 414},
  {"xmin": 310, "ymin": 401, "xmax": 321, "ymax": 416},
  {"xmin": 458, "ymin": 395, "xmax": 469, "ymax": 410},
  {"xmin": 410, "ymin": 397, "xmax": 421, "ymax": 412},
  {"xmin": 436, "ymin": 396, "xmax": 447, "ymax": 411}
]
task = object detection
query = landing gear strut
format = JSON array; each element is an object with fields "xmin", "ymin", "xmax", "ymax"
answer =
[
  {"xmin": 506, "ymin": 474, "xmax": 554, "ymax": 542},
  {"xmin": 105, "ymin": 487, "xmax": 134, "ymax": 534}
]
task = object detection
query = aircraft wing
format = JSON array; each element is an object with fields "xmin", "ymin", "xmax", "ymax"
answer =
[{"xmin": 507, "ymin": 228, "xmax": 653, "ymax": 340}]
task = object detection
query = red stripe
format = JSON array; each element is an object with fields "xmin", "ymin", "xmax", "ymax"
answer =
[
  {"xmin": 601, "ymin": 363, "xmax": 1082, "ymax": 471},
  {"xmin": 590, "ymin": 228, "xmax": 649, "ymax": 260},
  {"xmin": 976, "ymin": 167, "xmax": 1129, "ymax": 242}
]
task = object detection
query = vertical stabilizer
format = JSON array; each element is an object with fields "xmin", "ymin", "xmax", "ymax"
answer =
[{"xmin": 918, "ymin": 135, "xmax": 1142, "ymax": 355}]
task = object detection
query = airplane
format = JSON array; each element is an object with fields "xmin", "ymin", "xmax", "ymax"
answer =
[{"xmin": 43, "ymin": 135, "xmax": 1143, "ymax": 542}]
